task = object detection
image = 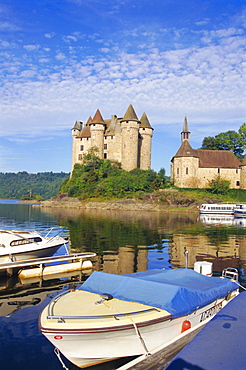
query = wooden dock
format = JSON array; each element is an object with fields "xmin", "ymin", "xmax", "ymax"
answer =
[{"xmin": 0, "ymin": 252, "xmax": 96, "ymax": 278}]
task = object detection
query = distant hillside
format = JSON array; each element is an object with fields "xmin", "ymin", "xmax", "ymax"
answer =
[{"xmin": 0, "ymin": 172, "xmax": 69, "ymax": 200}]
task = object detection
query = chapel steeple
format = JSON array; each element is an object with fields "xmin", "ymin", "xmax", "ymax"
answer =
[{"xmin": 181, "ymin": 116, "xmax": 190, "ymax": 143}]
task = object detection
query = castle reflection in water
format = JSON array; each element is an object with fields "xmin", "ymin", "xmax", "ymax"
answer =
[{"xmin": 40, "ymin": 207, "xmax": 246, "ymax": 277}]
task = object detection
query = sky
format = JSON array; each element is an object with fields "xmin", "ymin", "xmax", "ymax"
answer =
[{"xmin": 1, "ymin": 0, "xmax": 246, "ymax": 175}]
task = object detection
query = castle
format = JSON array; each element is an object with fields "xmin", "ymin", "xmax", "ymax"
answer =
[
  {"xmin": 171, "ymin": 117, "xmax": 246, "ymax": 189},
  {"xmin": 71, "ymin": 104, "xmax": 153, "ymax": 172}
]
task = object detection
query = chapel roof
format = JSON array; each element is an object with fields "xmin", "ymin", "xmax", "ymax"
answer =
[
  {"xmin": 173, "ymin": 140, "xmax": 198, "ymax": 158},
  {"xmin": 195, "ymin": 149, "xmax": 241, "ymax": 168}
]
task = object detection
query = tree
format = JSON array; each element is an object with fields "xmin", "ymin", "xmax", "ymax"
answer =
[
  {"xmin": 208, "ymin": 175, "xmax": 230, "ymax": 195},
  {"xmin": 215, "ymin": 131, "xmax": 244, "ymax": 160},
  {"xmin": 201, "ymin": 136, "xmax": 219, "ymax": 150},
  {"xmin": 201, "ymin": 129, "xmax": 245, "ymax": 161}
]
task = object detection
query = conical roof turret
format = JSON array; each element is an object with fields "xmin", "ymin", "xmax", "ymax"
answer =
[
  {"xmin": 90, "ymin": 109, "xmax": 105, "ymax": 125},
  {"xmin": 140, "ymin": 112, "xmax": 153, "ymax": 129},
  {"xmin": 121, "ymin": 104, "xmax": 140, "ymax": 122},
  {"xmin": 72, "ymin": 120, "xmax": 82, "ymax": 130},
  {"xmin": 85, "ymin": 116, "xmax": 92, "ymax": 126}
]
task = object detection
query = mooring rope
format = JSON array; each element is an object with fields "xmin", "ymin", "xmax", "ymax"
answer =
[
  {"xmin": 54, "ymin": 347, "xmax": 69, "ymax": 370},
  {"xmin": 101, "ymin": 300, "xmax": 151, "ymax": 356}
]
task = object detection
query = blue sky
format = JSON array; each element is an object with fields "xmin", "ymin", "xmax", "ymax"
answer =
[{"xmin": 1, "ymin": 0, "xmax": 246, "ymax": 175}]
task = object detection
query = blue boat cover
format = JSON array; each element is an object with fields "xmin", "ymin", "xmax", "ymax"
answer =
[{"xmin": 80, "ymin": 269, "xmax": 238, "ymax": 318}]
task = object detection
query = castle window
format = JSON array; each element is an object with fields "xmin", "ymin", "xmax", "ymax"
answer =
[
  {"xmin": 111, "ymin": 136, "xmax": 113, "ymax": 139},
  {"xmin": 236, "ymin": 169, "xmax": 238, "ymax": 174},
  {"xmin": 236, "ymin": 181, "xmax": 240, "ymax": 186},
  {"xmin": 78, "ymin": 154, "xmax": 82, "ymax": 160},
  {"xmin": 186, "ymin": 167, "xmax": 188, "ymax": 174},
  {"xmin": 177, "ymin": 168, "xmax": 179, "ymax": 175},
  {"xmin": 218, "ymin": 168, "xmax": 220, "ymax": 173},
  {"xmin": 104, "ymin": 144, "xmax": 107, "ymax": 149},
  {"xmin": 104, "ymin": 153, "xmax": 107, "ymax": 159},
  {"xmin": 80, "ymin": 145, "xmax": 84, "ymax": 151}
]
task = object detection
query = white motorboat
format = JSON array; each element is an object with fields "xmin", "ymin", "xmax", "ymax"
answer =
[
  {"xmin": 0, "ymin": 227, "xmax": 68, "ymax": 264},
  {"xmin": 39, "ymin": 268, "xmax": 239, "ymax": 369},
  {"xmin": 198, "ymin": 203, "xmax": 236, "ymax": 215},
  {"xmin": 234, "ymin": 204, "xmax": 246, "ymax": 217}
]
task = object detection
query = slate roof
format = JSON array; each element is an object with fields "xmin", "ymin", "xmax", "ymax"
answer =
[
  {"xmin": 173, "ymin": 140, "xmax": 198, "ymax": 158},
  {"xmin": 195, "ymin": 149, "xmax": 241, "ymax": 168},
  {"xmin": 173, "ymin": 142, "xmax": 241, "ymax": 169},
  {"xmin": 140, "ymin": 112, "xmax": 153, "ymax": 129},
  {"xmin": 76, "ymin": 105, "xmax": 152, "ymax": 138}
]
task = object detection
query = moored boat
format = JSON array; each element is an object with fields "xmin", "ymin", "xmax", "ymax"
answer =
[
  {"xmin": 0, "ymin": 227, "xmax": 68, "ymax": 265},
  {"xmin": 198, "ymin": 203, "xmax": 236, "ymax": 215},
  {"xmin": 39, "ymin": 268, "xmax": 239, "ymax": 368},
  {"xmin": 233, "ymin": 204, "xmax": 246, "ymax": 217}
]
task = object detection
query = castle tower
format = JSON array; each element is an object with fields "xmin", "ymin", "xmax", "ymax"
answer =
[
  {"xmin": 240, "ymin": 155, "xmax": 246, "ymax": 189},
  {"xmin": 71, "ymin": 121, "xmax": 82, "ymax": 173},
  {"xmin": 139, "ymin": 112, "xmax": 153, "ymax": 170},
  {"xmin": 89, "ymin": 109, "xmax": 105, "ymax": 159},
  {"xmin": 120, "ymin": 104, "xmax": 140, "ymax": 171}
]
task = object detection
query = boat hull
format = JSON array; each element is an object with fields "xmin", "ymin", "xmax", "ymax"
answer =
[
  {"xmin": 0, "ymin": 243, "xmax": 64, "ymax": 264},
  {"xmin": 40, "ymin": 293, "xmax": 236, "ymax": 368}
]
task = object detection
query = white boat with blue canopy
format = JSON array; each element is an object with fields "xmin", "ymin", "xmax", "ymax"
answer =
[{"xmin": 39, "ymin": 268, "xmax": 239, "ymax": 369}]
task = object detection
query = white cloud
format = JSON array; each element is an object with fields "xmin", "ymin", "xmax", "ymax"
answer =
[
  {"xmin": 23, "ymin": 44, "xmax": 40, "ymax": 51},
  {"xmin": 1, "ymin": 25, "xmax": 245, "ymax": 149},
  {"xmin": 55, "ymin": 52, "xmax": 66, "ymax": 60}
]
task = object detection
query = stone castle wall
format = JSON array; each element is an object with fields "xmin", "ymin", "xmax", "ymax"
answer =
[{"xmin": 71, "ymin": 106, "xmax": 153, "ymax": 172}]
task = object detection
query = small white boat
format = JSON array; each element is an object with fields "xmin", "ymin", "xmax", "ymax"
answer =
[
  {"xmin": 0, "ymin": 227, "xmax": 68, "ymax": 264},
  {"xmin": 198, "ymin": 203, "xmax": 236, "ymax": 215},
  {"xmin": 39, "ymin": 268, "xmax": 239, "ymax": 369},
  {"xmin": 234, "ymin": 204, "xmax": 246, "ymax": 217}
]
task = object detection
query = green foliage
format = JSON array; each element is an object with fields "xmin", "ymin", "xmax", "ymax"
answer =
[
  {"xmin": 208, "ymin": 175, "xmax": 231, "ymax": 195},
  {"xmin": 201, "ymin": 136, "xmax": 219, "ymax": 150},
  {"xmin": 60, "ymin": 149, "xmax": 168, "ymax": 199},
  {"xmin": 201, "ymin": 123, "xmax": 246, "ymax": 161},
  {"xmin": 0, "ymin": 172, "xmax": 69, "ymax": 200}
]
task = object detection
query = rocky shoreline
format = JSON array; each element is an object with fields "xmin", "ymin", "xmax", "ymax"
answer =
[{"xmin": 38, "ymin": 190, "xmax": 221, "ymax": 212}]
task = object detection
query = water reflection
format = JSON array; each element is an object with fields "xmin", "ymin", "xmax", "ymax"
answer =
[
  {"xmin": 1, "ymin": 202, "xmax": 246, "ymax": 369},
  {"xmin": 39, "ymin": 207, "xmax": 246, "ymax": 278}
]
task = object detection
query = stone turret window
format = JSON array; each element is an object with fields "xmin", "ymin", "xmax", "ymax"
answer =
[
  {"xmin": 104, "ymin": 153, "xmax": 107, "ymax": 159},
  {"xmin": 104, "ymin": 144, "xmax": 107, "ymax": 149},
  {"xmin": 186, "ymin": 167, "xmax": 188, "ymax": 174},
  {"xmin": 218, "ymin": 168, "xmax": 220, "ymax": 173},
  {"xmin": 236, "ymin": 169, "xmax": 238, "ymax": 174},
  {"xmin": 80, "ymin": 145, "xmax": 84, "ymax": 151},
  {"xmin": 78, "ymin": 154, "xmax": 82, "ymax": 160},
  {"xmin": 177, "ymin": 168, "xmax": 179, "ymax": 175},
  {"xmin": 236, "ymin": 181, "xmax": 240, "ymax": 186}
]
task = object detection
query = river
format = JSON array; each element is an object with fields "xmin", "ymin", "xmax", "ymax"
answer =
[{"xmin": 0, "ymin": 200, "xmax": 246, "ymax": 369}]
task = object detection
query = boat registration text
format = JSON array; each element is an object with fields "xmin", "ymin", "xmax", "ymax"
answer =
[{"xmin": 200, "ymin": 302, "xmax": 222, "ymax": 322}]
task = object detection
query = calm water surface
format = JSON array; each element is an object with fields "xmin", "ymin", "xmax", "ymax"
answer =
[{"xmin": 1, "ymin": 201, "xmax": 246, "ymax": 369}]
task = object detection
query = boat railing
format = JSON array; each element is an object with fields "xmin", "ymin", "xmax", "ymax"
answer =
[
  {"xmin": 41, "ymin": 227, "xmax": 68, "ymax": 243},
  {"xmin": 46, "ymin": 307, "xmax": 161, "ymax": 321},
  {"xmin": 222, "ymin": 267, "xmax": 238, "ymax": 281}
]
